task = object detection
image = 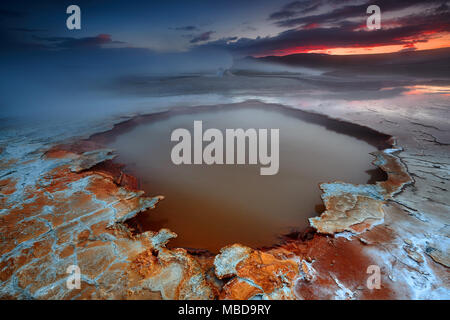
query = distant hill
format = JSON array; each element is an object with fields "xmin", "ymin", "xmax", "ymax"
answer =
[{"xmin": 234, "ymin": 47, "xmax": 450, "ymax": 78}]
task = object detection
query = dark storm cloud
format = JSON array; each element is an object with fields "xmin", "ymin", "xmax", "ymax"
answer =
[
  {"xmin": 9, "ymin": 27, "xmax": 47, "ymax": 33},
  {"xmin": 273, "ymin": 0, "xmax": 447, "ymax": 27},
  {"xmin": 32, "ymin": 34, "xmax": 125, "ymax": 49},
  {"xmin": 190, "ymin": 31, "xmax": 215, "ymax": 43},
  {"xmin": 200, "ymin": 8, "xmax": 450, "ymax": 56},
  {"xmin": 172, "ymin": 25, "xmax": 198, "ymax": 31},
  {"xmin": 269, "ymin": 1, "xmax": 321, "ymax": 20},
  {"xmin": 191, "ymin": 0, "xmax": 450, "ymax": 56},
  {"xmin": 389, "ymin": 8, "xmax": 450, "ymax": 29},
  {"xmin": 436, "ymin": 2, "xmax": 449, "ymax": 12}
]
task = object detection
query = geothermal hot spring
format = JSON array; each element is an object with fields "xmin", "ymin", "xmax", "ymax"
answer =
[{"xmin": 102, "ymin": 104, "xmax": 388, "ymax": 252}]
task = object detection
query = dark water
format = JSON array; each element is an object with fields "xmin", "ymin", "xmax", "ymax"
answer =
[{"xmin": 105, "ymin": 104, "xmax": 383, "ymax": 252}]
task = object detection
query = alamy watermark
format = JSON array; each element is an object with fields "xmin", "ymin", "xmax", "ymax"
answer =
[
  {"xmin": 366, "ymin": 5, "xmax": 381, "ymax": 30},
  {"xmin": 66, "ymin": 5, "xmax": 81, "ymax": 30},
  {"xmin": 66, "ymin": 4, "xmax": 381, "ymax": 31},
  {"xmin": 366, "ymin": 264, "xmax": 381, "ymax": 289},
  {"xmin": 170, "ymin": 121, "xmax": 279, "ymax": 175},
  {"xmin": 66, "ymin": 264, "xmax": 81, "ymax": 289}
]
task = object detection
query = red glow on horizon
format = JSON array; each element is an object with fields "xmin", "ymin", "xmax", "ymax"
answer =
[
  {"xmin": 304, "ymin": 23, "xmax": 320, "ymax": 30},
  {"xmin": 256, "ymin": 32, "xmax": 450, "ymax": 57},
  {"xmin": 404, "ymin": 85, "xmax": 450, "ymax": 96}
]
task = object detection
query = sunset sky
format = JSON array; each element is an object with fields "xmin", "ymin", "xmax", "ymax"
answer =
[{"xmin": 1, "ymin": 0, "xmax": 449, "ymax": 57}]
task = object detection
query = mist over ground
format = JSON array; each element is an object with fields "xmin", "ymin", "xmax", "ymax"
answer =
[{"xmin": 0, "ymin": 46, "xmax": 232, "ymax": 120}]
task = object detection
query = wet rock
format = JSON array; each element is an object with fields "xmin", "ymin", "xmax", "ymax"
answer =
[
  {"xmin": 69, "ymin": 149, "xmax": 117, "ymax": 173},
  {"xmin": 214, "ymin": 244, "xmax": 252, "ymax": 279},
  {"xmin": 309, "ymin": 150, "xmax": 413, "ymax": 235},
  {"xmin": 425, "ymin": 246, "xmax": 450, "ymax": 267},
  {"xmin": 404, "ymin": 246, "xmax": 424, "ymax": 264},
  {"xmin": 0, "ymin": 142, "xmax": 181, "ymax": 299},
  {"xmin": 149, "ymin": 228, "xmax": 177, "ymax": 248},
  {"xmin": 129, "ymin": 236, "xmax": 216, "ymax": 300},
  {"xmin": 214, "ymin": 244, "xmax": 300, "ymax": 300}
]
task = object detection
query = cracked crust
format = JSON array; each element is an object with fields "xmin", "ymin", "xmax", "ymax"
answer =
[{"xmin": 0, "ymin": 101, "xmax": 448, "ymax": 300}]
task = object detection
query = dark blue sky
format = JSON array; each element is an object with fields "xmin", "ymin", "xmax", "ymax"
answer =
[{"xmin": 1, "ymin": 0, "xmax": 283, "ymax": 52}]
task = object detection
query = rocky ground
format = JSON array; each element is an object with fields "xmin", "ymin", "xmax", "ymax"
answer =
[{"xmin": 0, "ymin": 73, "xmax": 448, "ymax": 299}]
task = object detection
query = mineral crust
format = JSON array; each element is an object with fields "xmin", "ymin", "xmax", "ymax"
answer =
[{"xmin": 0, "ymin": 101, "xmax": 448, "ymax": 300}]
